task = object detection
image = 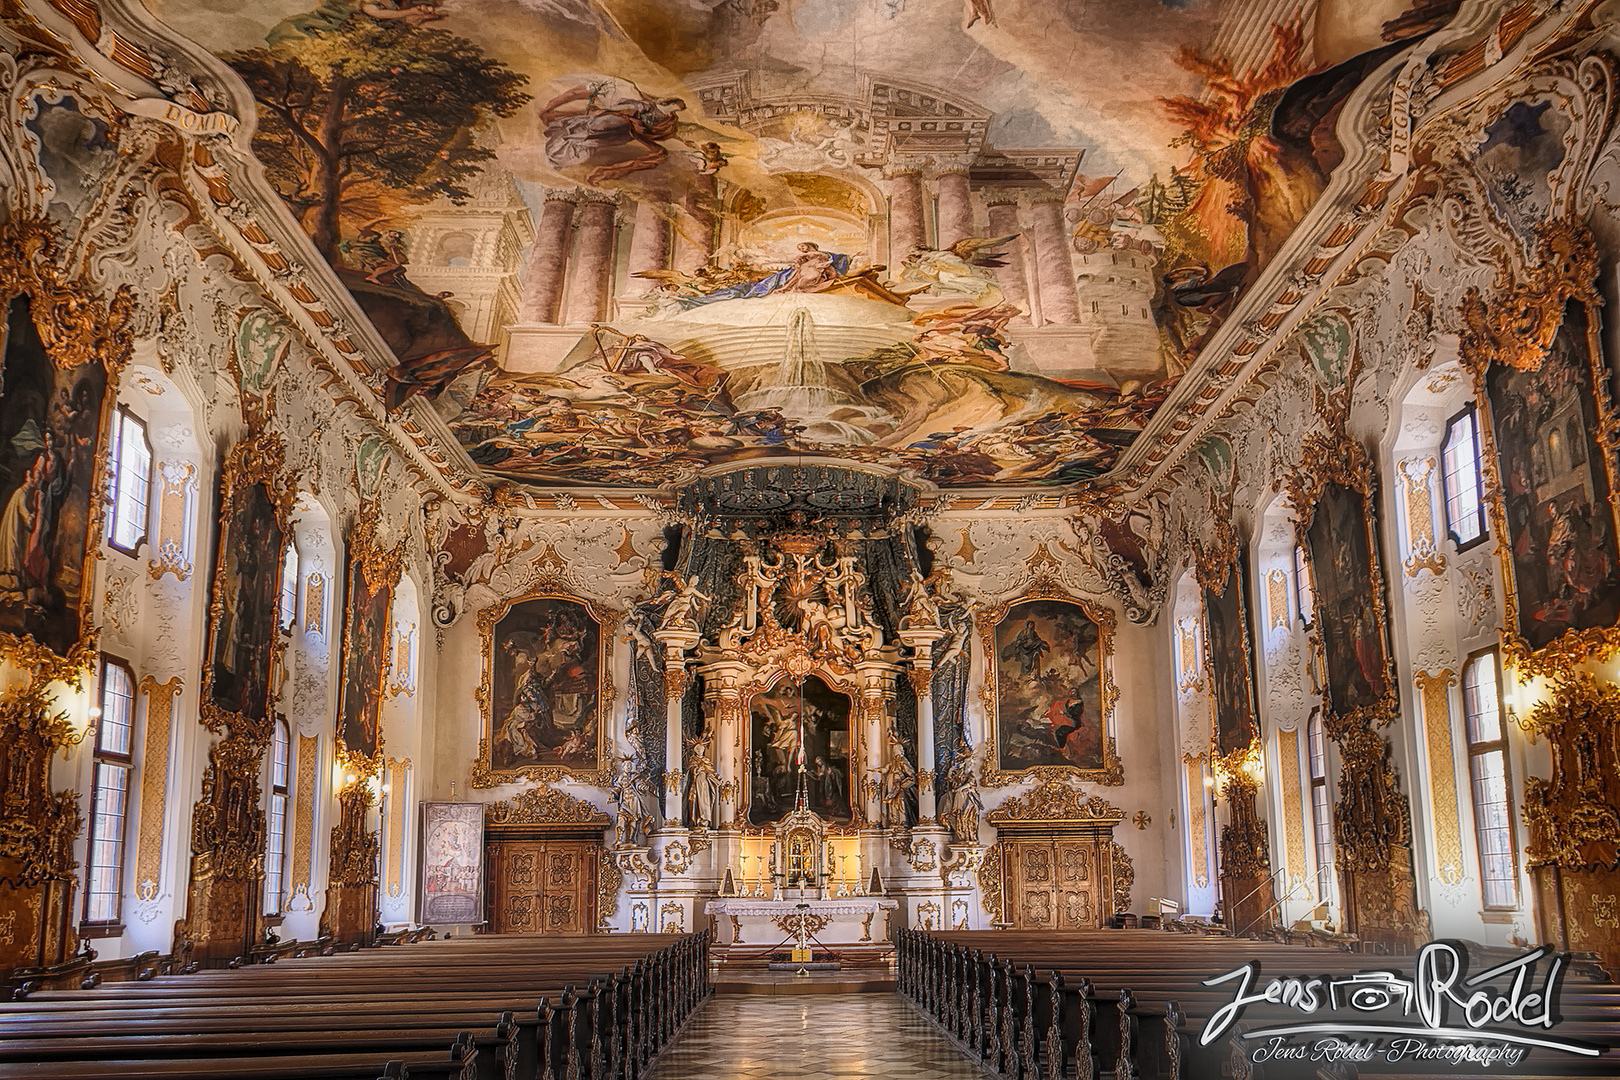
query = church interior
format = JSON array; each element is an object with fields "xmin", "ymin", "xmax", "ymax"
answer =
[{"xmin": 3, "ymin": 0, "xmax": 1620, "ymax": 1076}]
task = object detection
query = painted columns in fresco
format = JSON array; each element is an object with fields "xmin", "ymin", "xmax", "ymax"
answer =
[
  {"xmin": 566, "ymin": 194, "xmax": 618, "ymax": 324},
  {"xmin": 673, "ymin": 174, "xmax": 717, "ymax": 273},
  {"xmin": 516, "ymin": 190, "xmax": 577, "ymax": 324},
  {"xmin": 933, "ymin": 170, "xmax": 975, "ymax": 250},
  {"xmin": 625, "ymin": 195, "xmax": 671, "ymax": 295},
  {"xmin": 888, "ymin": 170, "xmax": 927, "ymax": 258},
  {"xmin": 1028, "ymin": 194, "xmax": 1080, "ymax": 325},
  {"xmin": 984, "ymin": 194, "xmax": 1032, "ymax": 321}
]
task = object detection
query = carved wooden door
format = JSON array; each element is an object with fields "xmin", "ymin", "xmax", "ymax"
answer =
[
  {"xmin": 1054, "ymin": 839, "xmax": 1100, "ymax": 930},
  {"xmin": 490, "ymin": 838, "xmax": 598, "ymax": 934},
  {"xmin": 1003, "ymin": 838, "xmax": 1106, "ymax": 930}
]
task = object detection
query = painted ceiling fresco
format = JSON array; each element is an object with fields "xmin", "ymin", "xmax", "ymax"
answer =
[{"xmin": 148, "ymin": 0, "xmax": 1454, "ymax": 488}]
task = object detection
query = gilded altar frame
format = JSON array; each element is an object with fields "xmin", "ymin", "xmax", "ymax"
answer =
[
  {"xmin": 976, "ymin": 582, "xmax": 1122, "ymax": 788},
  {"xmin": 1285, "ymin": 433, "xmax": 1400, "ymax": 732},
  {"xmin": 1459, "ymin": 222, "xmax": 1620, "ymax": 677},
  {"xmin": 199, "ymin": 432, "xmax": 296, "ymax": 739},
  {"xmin": 334, "ymin": 504, "xmax": 405, "ymax": 773},
  {"xmin": 472, "ymin": 590, "xmax": 618, "ymax": 788},
  {"xmin": 0, "ymin": 218, "xmax": 134, "ymax": 682}
]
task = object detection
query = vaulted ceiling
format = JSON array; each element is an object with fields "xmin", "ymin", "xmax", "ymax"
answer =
[{"xmin": 140, "ymin": 0, "xmax": 1456, "ymax": 492}]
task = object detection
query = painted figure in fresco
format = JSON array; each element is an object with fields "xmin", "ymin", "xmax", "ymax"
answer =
[
  {"xmin": 1001, "ymin": 618, "xmax": 1048, "ymax": 677},
  {"xmin": 540, "ymin": 85, "xmax": 688, "ymax": 185},
  {"xmin": 0, "ymin": 426, "xmax": 70, "ymax": 606},
  {"xmin": 673, "ymin": 244, "xmax": 856, "ymax": 308}
]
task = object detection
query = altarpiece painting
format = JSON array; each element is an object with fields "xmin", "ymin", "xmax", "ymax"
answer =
[
  {"xmin": 746, "ymin": 675, "xmax": 852, "ymax": 825},
  {"xmin": 1305, "ymin": 481, "xmax": 1394, "ymax": 721},
  {"xmin": 336, "ymin": 549, "xmax": 394, "ymax": 760},
  {"xmin": 203, "ymin": 437, "xmax": 290, "ymax": 727},
  {"xmin": 1202, "ymin": 552, "xmax": 1258, "ymax": 757},
  {"xmin": 418, "ymin": 801, "xmax": 484, "ymax": 925},
  {"xmin": 981, "ymin": 592, "xmax": 1120, "ymax": 785},
  {"xmin": 1483, "ymin": 301, "xmax": 1620, "ymax": 656},
  {"xmin": 0, "ymin": 295, "xmax": 108, "ymax": 660},
  {"xmin": 475, "ymin": 594, "xmax": 614, "ymax": 786}
]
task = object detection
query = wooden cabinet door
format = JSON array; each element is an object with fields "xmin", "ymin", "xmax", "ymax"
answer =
[
  {"xmin": 493, "ymin": 839, "xmax": 545, "ymax": 933},
  {"xmin": 1055, "ymin": 839, "xmax": 1099, "ymax": 930},
  {"xmin": 1007, "ymin": 841, "xmax": 1055, "ymax": 930},
  {"xmin": 540, "ymin": 844, "xmax": 592, "ymax": 934},
  {"xmin": 1002, "ymin": 837, "xmax": 1108, "ymax": 930},
  {"xmin": 490, "ymin": 839, "xmax": 599, "ymax": 934}
]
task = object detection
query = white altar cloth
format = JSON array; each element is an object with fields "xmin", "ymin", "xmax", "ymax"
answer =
[{"xmin": 704, "ymin": 897, "xmax": 898, "ymax": 956}]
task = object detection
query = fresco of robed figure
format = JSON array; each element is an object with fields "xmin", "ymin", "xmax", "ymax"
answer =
[
  {"xmin": 1307, "ymin": 482, "xmax": 1388, "ymax": 717},
  {"xmin": 207, "ymin": 479, "xmax": 285, "ymax": 723},
  {"xmin": 994, "ymin": 599, "xmax": 1103, "ymax": 772},
  {"xmin": 1487, "ymin": 302, "xmax": 1620, "ymax": 651},
  {"xmin": 489, "ymin": 597, "xmax": 600, "ymax": 773},
  {"xmin": 748, "ymin": 675, "xmax": 851, "ymax": 825},
  {"xmin": 0, "ymin": 296, "xmax": 106, "ymax": 657},
  {"xmin": 337, "ymin": 559, "xmax": 391, "ymax": 758},
  {"xmin": 1203, "ymin": 555, "xmax": 1258, "ymax": 757}
]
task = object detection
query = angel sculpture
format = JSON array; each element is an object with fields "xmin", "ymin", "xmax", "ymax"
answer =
[{"xmin": 896, "ymin": 234, "xmax": 1019, "ymax": 304}]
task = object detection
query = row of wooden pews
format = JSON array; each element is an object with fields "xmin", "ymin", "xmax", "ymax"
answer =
[
  {"xmin": 0, "ymin": 931, "xmax": 709, "ymax": 1080},
  {"xmin": 898, "ymin": 929, "xmax": 1620, "ymax": 1080}
]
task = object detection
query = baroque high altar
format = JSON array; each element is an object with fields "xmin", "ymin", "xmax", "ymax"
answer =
[{"xmin": 608, "ymin": 467, "xmax": 980, "ymax": 948}]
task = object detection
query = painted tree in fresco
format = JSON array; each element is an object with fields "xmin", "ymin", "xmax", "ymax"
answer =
[{"xmin": 227, "ymin": 14, "xmax": 529, "ymax": 262}]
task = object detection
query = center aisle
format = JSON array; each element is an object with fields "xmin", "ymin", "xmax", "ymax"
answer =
[{"xmin": 645, "ymin": 993, "xmax": 986, "ymax": 1080}]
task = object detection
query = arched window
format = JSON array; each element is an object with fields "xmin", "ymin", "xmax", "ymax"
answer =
[
  {"xmin": 106, "ymin": 407, "xmax": 151, "ymax": 554},
  {"xmin": 1293, "ymin": 545, "xmax": 1315, "ymax": 627},
  {"xmin": 279, "ymin": 540, "xmax": 299, "ymax": 632},
  {"xmin": 1441, "ymin": 404, "xmax": 1488, "ymax": 550},
  {"xmin": 1462, "ymin": 650, "xmax": 1519, "ymax": 910},
  {"xmin": 1307, "ymin": 712, "xmax": 1333, "ymax": 903},
  {"xmin": 84, "ymin": 657, "xmax": 137, "ymax": 930},
  {"xmin": 264, "ymin": 719, "xmax": 291, "ymax": 915}
]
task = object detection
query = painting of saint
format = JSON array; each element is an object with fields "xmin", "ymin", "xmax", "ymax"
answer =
[
  {"xmin": 337, "ymin": 557, "xmax": 391, "ymax": 757},
  {"xmin": 1487, "ymin": 302, "xmax": 1620, "ymax": 651},
  {"xmin": 1202, "ymin": 554, "xmax": 1257, "ymax": 757},
  {"xmin": 747, "ymin": 676, "xmax": 851, "ymax": 825},
  {"xmin": 487, "ymin": 596, "xmax": 602, "ymax": 774},
  {"xmin": 206, "ymin": 473, "xmax": 286, "ymax": 724},
  {"xmin": 418, "ymin": 801, "xmax": 484, "ymax": 925},
  {"xmin": 1306, "ymin": 483, "xmax": 1390, "ymax": 717},
  {"xmin": 0, "ymin": 296, "xmax": 106, "ymax": 657},
  {"xmin": 992, "ymin": 598, "xmax": 1105, "ymax": 773}
]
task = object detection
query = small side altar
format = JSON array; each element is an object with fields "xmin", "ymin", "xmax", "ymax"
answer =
[{"xmin": 704, "ymin": 897, "xmax": 898, "ymax": 961}]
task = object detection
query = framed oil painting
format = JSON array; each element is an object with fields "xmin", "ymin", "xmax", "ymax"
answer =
[
  {"xmin": 746, "ymin": 674, "xmax": 853, "ymax": 825},
  {"xmin": 1481, "ymin": 300, "xmax": 1620, "ymax": 661},
  {"xmin": 336, "ymin": 546, "xmax": 394, "ymax": 761},
  {"xmin": 1305, "ymin": 480, "xmax": 1396, "ymax": 724},
  {"xmin": 0, "ymin": 293, "xmax": 113, "ymax": 663},
  {"xmin": 418, "ymin": 801, "xmax": 484, "ymax": 925},
  {"xmin": 1202, "ymin": 550, "xmax": 1258, "ymax": 758},
  {"xmin": 978, "ymin": 588, "xmax": 1121, "ymax": 786},
  {"xmin": 202, "ymin": 434, "xmax": 291, "ymax": 730},
  {"xmin": 473, "ymin": 592, "xmax": 616, "ymax": 787}
]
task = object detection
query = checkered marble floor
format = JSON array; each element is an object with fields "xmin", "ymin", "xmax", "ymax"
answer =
[{"xmin": 645, "ymin": 994, "xmax": 988, "ymax": 1079}]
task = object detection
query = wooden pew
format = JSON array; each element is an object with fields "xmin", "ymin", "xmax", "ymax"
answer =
[
  {"xmin": 898, "ymin": 929, "xmax": 1620, "ymax": 1080},
  {"xmin": 0, "ymin": 931, "xmax": 711, "ymax": 1080}
]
